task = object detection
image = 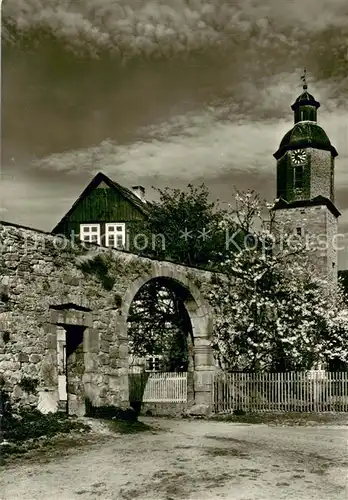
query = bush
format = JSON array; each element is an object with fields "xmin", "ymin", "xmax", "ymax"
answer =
[
  {"xmin": 18, "ymin": 377, "xmax": 39, "ymax": 394},
  {"xmin": 0, "ymin": 390, "xmax": 90, "ymax": 443},
  {"xmin": 6, "ymin": 412, "xmax": 89, "ymax": 442},
  {"xmin": 4, "ymin": 410, "xmax": 90, "ymax": 443},
  {"xmin": 0, "ymin": 389, "xmax": 16, "ymax": 432}
]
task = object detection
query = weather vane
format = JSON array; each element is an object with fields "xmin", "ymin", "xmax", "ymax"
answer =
[{"xmin": 301, "ymin": 68, "xmax": 308, "ymax": 90}]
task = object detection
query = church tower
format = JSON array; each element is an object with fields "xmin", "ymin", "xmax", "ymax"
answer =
[{"xmin": 272, "ymin": 71, "xmax": 340, "ymax": 283}]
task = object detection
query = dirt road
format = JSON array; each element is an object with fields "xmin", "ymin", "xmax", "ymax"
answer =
[{"xmin": 1, "ymin": 418, "xmax": 347, "ymax": 500}]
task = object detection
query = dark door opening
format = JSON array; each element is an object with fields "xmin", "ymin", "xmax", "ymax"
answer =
[{"xmin": 64, "ymin": 325, "xmax": 86, "ymax": 416}]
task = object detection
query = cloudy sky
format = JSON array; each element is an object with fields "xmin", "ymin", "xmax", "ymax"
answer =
[{"xmin": 2, "ymin": 0, "xmax": 348, "ymax": 268}]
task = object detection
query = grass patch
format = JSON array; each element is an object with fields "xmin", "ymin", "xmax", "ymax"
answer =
[
  {"xmin": 85, "ymin": 400, "xmax": 153, "ymax": 434},
  {"xmin": 1, "ymin": 432, "xmax": 105, "ymax": 467},
  {"xmin": 0, "ymin": 391, "xmax": 91, "ymax": 463},
  {"xmin": 3, "ymin": 408, "xmax": 90, "ymax": 443},
  {"xmin": 205, "ymin": 446, "xmax": 248, "ymax": 458},
  {"xmin": 210, "ymin": 411, "xmax": 348, "ymax": 425},
  {"xmin": 119, "ymin": 469, "xmax": 235, "ymax": 500},
  {"xmin": 107, "ymin": 420, "xmax": 152, "ymax": 434}
]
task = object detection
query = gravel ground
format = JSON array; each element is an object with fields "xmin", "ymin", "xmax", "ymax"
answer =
[{"xmin": 0, "ymin": 417, "xmax": 347, "ymax": 500}]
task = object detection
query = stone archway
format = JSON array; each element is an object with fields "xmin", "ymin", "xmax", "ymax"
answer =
[{"xmin": 118, "ymin": 263, "xmax": 215, "ymax": 411}]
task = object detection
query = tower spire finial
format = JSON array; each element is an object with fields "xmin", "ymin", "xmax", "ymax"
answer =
[{"xmin": 301, "ymin": 68, "xmax": 308, "ymax": 90}]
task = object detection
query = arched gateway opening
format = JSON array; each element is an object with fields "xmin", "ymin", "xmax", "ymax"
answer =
[
  {"xmin": 128, "ymin": 277, "xmax": 195, "ymax": 372},
  {"xmin": 120, "ymin": 266, "xmax": 215, "ymax": 412}
]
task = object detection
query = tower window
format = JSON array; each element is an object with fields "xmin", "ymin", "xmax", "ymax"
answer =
[{"xmin": 294, "ymin": 165, "xmax": 304, "ymax": 189}]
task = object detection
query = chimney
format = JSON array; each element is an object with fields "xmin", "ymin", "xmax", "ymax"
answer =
[{"xmin": 132, "ymin": 185, "xmax": 146, "ymax": 202}]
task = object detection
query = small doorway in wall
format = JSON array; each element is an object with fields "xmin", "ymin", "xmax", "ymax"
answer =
[
  {"xmin": 57, "ymin": 326, "xmax": 67, "ymax": 410},
  {"xmin": 57, "ymin": 325, "xmax": 86, "ymax": 416}
]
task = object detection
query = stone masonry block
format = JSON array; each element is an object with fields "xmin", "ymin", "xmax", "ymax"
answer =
[
  {"xmin": 82, "ymin": 313, "xmax": 93, "ymax": 328},
  {"xmin": 18, "ymin": 353, "xmax": 29, "ymax": 363},
  {"xmin": 46, "ymin": 334, "xmax": 57, "ymax": 350},
  {"xmin": 29, "ymin": 354, "xmax": 41, "ymax": 364},
  {"xmin": 118, "ymin": 344, "xmax": 128, "ymax": 359},
  {"xmin": 109, "ymin": 346, "xmax": 119, "ymax": 359},
  {"xmin": 98, "ymin": 353, "xmax": 109, "ymax": 365},
  {"xmin": 83, "ymin": 328, "xmax": 99, "ymax": 353},
  {"xmin": 100, "ymin": 340, "xmax": 110, "ymax": 353},
  {"xmin": 84, "ymin": 353, "xmax": 99, "ymax": 372},
  {"xmin": 100, "ymin": 331, "xmax": 113, "ymax": 343}
]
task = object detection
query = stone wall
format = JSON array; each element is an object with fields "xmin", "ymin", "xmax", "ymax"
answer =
[
  {"xmin": 326, "ymin": 208, "xmax": 338, "ymax": 283},
  {"xmin": 309, "ymin": 148, "xmax": 333, "ymax": 201},
  {"xmin": 274, "ymin": 205, "xmax": 338, "ymax": 283},
  {"xmin": 0, "ymin": 222, "xmax": 214, "ymax": 412}
]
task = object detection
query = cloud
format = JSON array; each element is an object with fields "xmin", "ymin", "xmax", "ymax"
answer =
[
  {"xmin": 31, "ymin": 74, "xmax": 348, "ymax": 187},
  {"xmin": 3, "ymin": 0, "xmax": 348, "ymax": 63},
  {"xmin": 32, "ymin": 119, "xmax": 282, "ymax": 181},
  {"xmin": 3, "ymin": 0, "xmax": 348, "ymax": 268},
  {"xmin": 3, "ymin": 0, "xmax": 348, "ymax": 167},
  {"xmin": 0, "ymin": 172, "xmax": 84, "ymax": 229}
]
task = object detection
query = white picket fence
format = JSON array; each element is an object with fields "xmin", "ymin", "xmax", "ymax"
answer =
[
  {"xmin": 142, "ymin": 372, "xmax": 188, "ymax": 403},
  {"xmin": 213, "ymin": 372, "xmax": 348, "ymax": 413}
]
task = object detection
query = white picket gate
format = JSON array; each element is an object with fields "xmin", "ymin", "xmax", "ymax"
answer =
[
  {"xmin": 142, "ymin": 372, "xmax": 188, "ymax": 403},
  {"xmin": 213, "ymin": 372, "xmax": 348, "ymax": 413}
]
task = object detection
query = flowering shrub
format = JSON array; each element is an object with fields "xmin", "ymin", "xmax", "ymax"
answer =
[{"xmin": 207, "ymin": 191, "xmax": 348, "ymax": 371}]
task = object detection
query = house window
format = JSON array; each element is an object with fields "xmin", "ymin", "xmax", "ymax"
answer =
[
  {"xmin": 145, "ymin": 355, "xmax": 163, "ymax": 373},
  {"xmin": 105, "ymin": 223, "xmax": 126, "ymax": 248},
  {"xmin": 80, "ymin": 224, "xmax": 101, "ymax": 244},
  {"xmin": 294, "ymin": 165, "xmax": 304, "ymax": 189},
  {"xmin": 296, "ymin": 227, "xmax": 303, "ymax": 236}
]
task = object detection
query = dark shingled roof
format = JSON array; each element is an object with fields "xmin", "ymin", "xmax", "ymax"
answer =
[
  {"xmin": 291, "ymin": 90, "xmax": 320, "ymax": 109},
  {"xmin": 272, "ymin": 195, "xmax": 341, "ymax": 218},
  {"xmin": 52, "ymin": 172, "xmax": 150, "ymax": 233},
  {"xmin": 274, "ymin": 122, "xmax": 338, "ymax": 160}
]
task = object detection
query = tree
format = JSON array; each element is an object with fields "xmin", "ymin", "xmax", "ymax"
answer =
[
  {"xmin": 134, "ymin": 184, "xmax": 244, "ymax": 268},
  {"xmin": 128, "ymin": 184, "xmax": 239, "ymax": 369},
  {"xmin": 127, "ymin": 279, "xmax": 193, "ymax": 372},
  {"xmin": 207, "ymin": 191, "xmax": 348, "ymax": 372},
  {"xmin": 127, "ymin": 184, "xmax": 252, "ymax": 369},
  {"xmin": 338, "ymin": 270, "xmax": 348, "ymax": 299}
]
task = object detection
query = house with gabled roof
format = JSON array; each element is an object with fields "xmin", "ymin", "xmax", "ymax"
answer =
[
  {"xmin": 52, "ymin": 172, "xmax": 149, "ymax": 250},
  {"xmin": 51, "ymin": 172, "xmax": 190, "ymax": 376}
]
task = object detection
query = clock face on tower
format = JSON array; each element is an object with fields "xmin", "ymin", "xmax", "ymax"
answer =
[{"xmin": 290, "ymin": 149, "xmax": 307, "ymax": 165}]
